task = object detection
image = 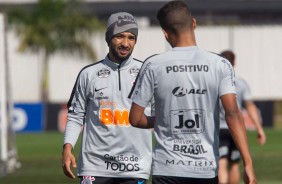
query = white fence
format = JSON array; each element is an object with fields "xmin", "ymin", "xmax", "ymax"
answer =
[{"xmin": 6, "ymin": 25, "xmax": 282, "ymax": 102}]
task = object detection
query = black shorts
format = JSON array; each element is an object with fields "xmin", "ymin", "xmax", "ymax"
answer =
[
  {"xmin": 152, "ymin": 175, "xmax": 218, "ymax": 184},
  {"xmin": 80, "ymin": 176, "xmax": 147, "ymax": 184},
  {"xmin": 219, "ymin": 129, "xmax": 241, "ymax": 163}
]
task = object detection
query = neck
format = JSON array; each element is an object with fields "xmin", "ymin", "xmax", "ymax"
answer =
[
  {"xmin": 170, "ymin": 32, "xmax": 197, "ymax": 48},
  {"xmin": 108, "ymin": 53, "xmax": 123, "ymax": 64}
]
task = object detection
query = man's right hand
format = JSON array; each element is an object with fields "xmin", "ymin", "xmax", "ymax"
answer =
[
  {"xmin": 257, "ymin": 128, "xmax": 266, "ymax": 145},
  {"xmin": 243, "ymin": 164, "xmax": 257, "ymax": 184},
  {"xmin": 62, "ymin": 143, "xmax": 77, "ymax": 179}
]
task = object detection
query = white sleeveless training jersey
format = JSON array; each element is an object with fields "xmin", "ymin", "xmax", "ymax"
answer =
[
  {"xmin": 131, "ymin": 46, "xmax": 236, "ymax": 178},
  {"xmin": 64, "ymin": 56, "xmax": 152, "ymax": 179}
]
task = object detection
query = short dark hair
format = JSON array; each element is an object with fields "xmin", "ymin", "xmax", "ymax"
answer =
[
  {"xmin": 220, "ymin": 50, "xmax": 235, "ymax": 66},
  {"xmin": 157, "ymin": 0, "xmax": 193, "ymax": 35}
]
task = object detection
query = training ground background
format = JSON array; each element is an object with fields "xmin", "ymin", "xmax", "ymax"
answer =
[{"xmin": 1, "ymin": 128, "xmax": 282, "ymax": 184}]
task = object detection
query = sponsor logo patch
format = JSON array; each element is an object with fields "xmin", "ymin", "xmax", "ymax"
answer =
[
  {"xmin": 95, "ymin": 91, "xmax": 109, "ymax": 100},
  {"xmin": 172, "ymin": 87, "xmax": 207, "ymax": 97},
  {"xmin": 165, "ymin": 159, "xmax": 216, "ymax": 171},
  {"xmin": 166, "ymin": 64, "xmax": 209, "ymax": 74},
  {"xmin": 170, "ymin": 109, "xmax": 206, "ymax": 134},
  {"xmin": 99, "ymin": 108, "xmax": 130, "ymax": 126},
  {"xmin": 100, "ymin": 101, "xmax": 117, "ymax": 107},
  {"xmin": 104, "ymin": 154, "xmax": 140, "ymax": 171},
  {"xmin": 173, "ymin": 144, "xmax": 208, "ymax": 155}
]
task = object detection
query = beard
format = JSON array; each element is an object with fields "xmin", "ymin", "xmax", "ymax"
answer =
[{"xmin": 109, "ymin": 44, "xmax": 133, "ymax": 63}]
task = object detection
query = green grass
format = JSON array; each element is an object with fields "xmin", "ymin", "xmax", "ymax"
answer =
[
  {"xmin": 244, "ymin": 128, "xmax": 282, "ymax": 183},
  {"xmin": 1, "ymin": 129, "xmax": 282, "ymax": 184},
  {"xmin": 1, "ymin": 132, "xmax": 78, "ymax": 184}
]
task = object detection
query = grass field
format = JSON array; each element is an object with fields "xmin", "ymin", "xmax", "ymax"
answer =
[{"xmin": 1, "ymin": 129, "xmax": 282, "ymax": 184}]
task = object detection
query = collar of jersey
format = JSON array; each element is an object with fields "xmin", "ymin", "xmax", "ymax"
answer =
[
  {"xmin": 172, "ymin": 45, "xmax": 199, "ymax": 51},
  {"xmin": 104, "ymin": 55, "xmax": 133, "ymax": 70}
]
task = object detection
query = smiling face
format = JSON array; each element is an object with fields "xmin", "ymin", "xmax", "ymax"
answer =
[{"xmin": 108, "ymin": 32, "xmax": 137, "ymax": 64}]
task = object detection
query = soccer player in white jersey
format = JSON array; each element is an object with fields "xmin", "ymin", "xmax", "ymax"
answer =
[
  {"xmin": 129, "ymin": 1, "xmax": 256, "ymax": 184},
  {"xmin": 218, "ymin": 50, "xmax": 266, "ymax": 184},
  {"xmin": 61, "ymin": 12, "xmax": 153, "ymax": 184}
]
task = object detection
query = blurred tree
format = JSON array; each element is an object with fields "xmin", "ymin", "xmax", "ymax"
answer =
[{"xmin": 7, "ymin": 0, "xmax": 104, "ymax": 101}]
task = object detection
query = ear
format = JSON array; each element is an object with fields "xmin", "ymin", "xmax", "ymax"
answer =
[
  {"xmin": 162, "ymin": 29, "xmax": 169, "ymax": 40},
  {"xmin": 192, "ymin": 18, "xmax": 197, "ymax": 30}
]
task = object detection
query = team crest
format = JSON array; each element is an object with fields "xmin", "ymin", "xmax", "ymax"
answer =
[
  {"xmin": 97, "ymin": 68, "xmax": 111, "ymax": 78},
  {"xmin": 129, "ymin": 66, "xmax": 139, "ymax": 77},
  {"xmin": 81, "ymin": 176, "xmax": 95, "ymax": 184}
]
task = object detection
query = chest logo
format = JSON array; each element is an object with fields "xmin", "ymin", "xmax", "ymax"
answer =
[
  {"xmin": 95, "ymin": 87, "xmax": 107, "ymax": 92},
  {"xmin": 97, "ymin": 68, "xmax": 111, "ymax": 78},
  {"xmin": 129, "ymin": 66, "xmax": 140, "ymax": 77},
  {"xmin": 99, "ymin": 109, "xmax": 130, "ymax": 127}
]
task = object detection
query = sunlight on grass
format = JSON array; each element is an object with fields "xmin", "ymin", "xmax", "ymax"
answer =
[{"xmin": 1, "ymin": 130, "xmax": 281, "ymax": 184}]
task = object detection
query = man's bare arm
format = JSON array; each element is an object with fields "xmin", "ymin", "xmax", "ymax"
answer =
[
  {"xmin": 62, "ymin": 143, "xmax": 77, "ymax": 179},
  {"xmin": 245, "ymin": 101, "xmax": 266, "ymax": 145},
  {"xmin": 129, "ymin": 102, "xmax": 155, "ymax": 128},
  {"xmin": 221, "ymin": 94, "xmax": 257, "ymax": 184}
]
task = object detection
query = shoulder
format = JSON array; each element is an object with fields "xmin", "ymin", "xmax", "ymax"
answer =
[
  {"xmin": 236, "ymin": 77, "xmax": 249, "ymax": 87},
  {"xmin": 133, "ymin": 58, "xmax": 143, "ymax": 63},
  {"xmin": 144, "ymin": 54, "xmax": 160, "ymax": 62},
  {"xmin": 131, "ymin": 58, "xmax": 144, "ymax": 68},
  {"xmin": 188, "ymin": 48, "xmax": 229, "ymax": 66},
  {"xmin": 208, "ymin": 52, "xmax": 233, "ymax": 70},
  {"xmin": 138, "ymin": 54, "xmax": 161, "ymax": 71},
  {"xmin": 206, "ymin": 51, "xmax": 229, "ymax": 64},
  {"xmin": 132, "ymin": 54, "xmax": 160, "ymax": 68},
  {"xmin": 78, "ymin": 59, "xmax": 104, "ymax": 78},
  {"xmin": 142, "ymin": 53, "xmax": 168, "ymax": 67}
]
